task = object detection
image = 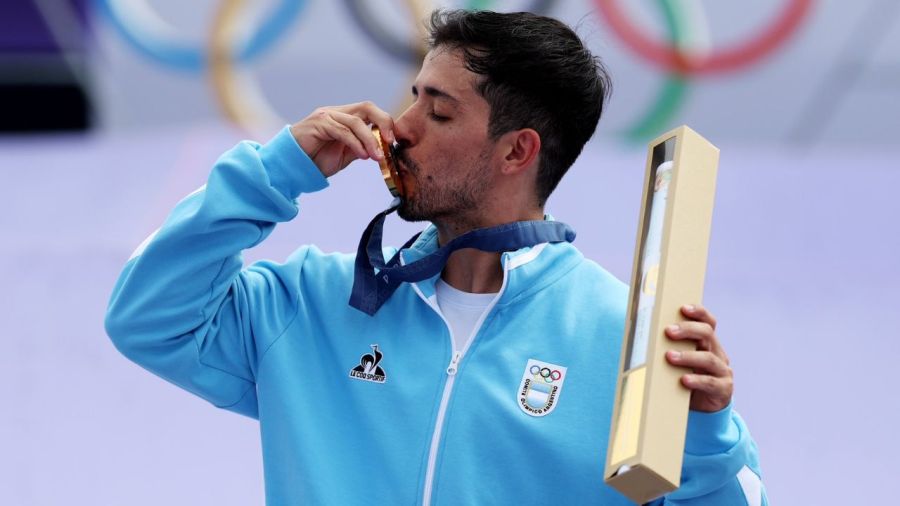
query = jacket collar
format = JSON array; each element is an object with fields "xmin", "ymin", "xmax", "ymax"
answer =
[{"xmin": 399, "ymin": 218, "xmax": 583, "ymax": 306}]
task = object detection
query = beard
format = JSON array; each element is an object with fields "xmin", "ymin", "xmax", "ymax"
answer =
[{"xmin": 395, "ymin": 147, "xmax": 491, "ymax": 225}]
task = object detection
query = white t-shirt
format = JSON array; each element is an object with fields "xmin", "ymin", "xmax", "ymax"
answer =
[{"xmin": 434, "ymin": 279, "xmax": 498, "ymax": 352}]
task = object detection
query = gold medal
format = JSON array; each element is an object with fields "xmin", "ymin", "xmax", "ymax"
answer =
[{"xmin": 372, "ymin": 126, "xmax": 404, "ymax": 198}]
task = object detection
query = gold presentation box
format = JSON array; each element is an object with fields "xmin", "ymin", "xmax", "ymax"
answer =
[{"xmin": 603, "ymin": 125, "xmax": 720, "ymax": 504}]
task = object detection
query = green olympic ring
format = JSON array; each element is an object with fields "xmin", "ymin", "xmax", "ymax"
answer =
[{"xmin": 623, "ymin": 0, "xmax": 692, "ymax": 143}]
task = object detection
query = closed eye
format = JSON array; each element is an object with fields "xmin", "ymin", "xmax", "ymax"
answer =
[{"xmin": 429, "ymin": 112, "xmax": 450, "ymax": 123}]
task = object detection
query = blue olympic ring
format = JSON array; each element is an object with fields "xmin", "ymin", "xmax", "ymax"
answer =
[{"xmin": 94, "ymin": 0, "xmax": 307, "ymax": 72}]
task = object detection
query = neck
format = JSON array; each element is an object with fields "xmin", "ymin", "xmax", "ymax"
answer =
[
  {"xmin": 435, "ymin": 207, "xmax": 544, "ymax": 294},
  {"xmin": 441, "ymin": 249, "xmax": 503, "ymax": 293}
]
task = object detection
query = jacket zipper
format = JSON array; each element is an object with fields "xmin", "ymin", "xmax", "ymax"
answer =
[{"xmin": 416, "ymin": 260, "xmax": 511, "ymax": 506}]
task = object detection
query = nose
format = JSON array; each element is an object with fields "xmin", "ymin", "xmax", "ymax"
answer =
[{"xmin": 392, "ymin": 103, "xmax": 418, "ymax": 148}]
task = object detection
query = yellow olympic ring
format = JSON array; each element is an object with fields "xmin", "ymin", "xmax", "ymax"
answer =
[{"xmin": 209, "ymin": 0, "xmax": 433, "ymax": 136}]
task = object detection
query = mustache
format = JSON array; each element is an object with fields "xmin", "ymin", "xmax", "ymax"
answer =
[{"xmin": 392, "ymin": 143, "xmax": 421, "ymax": 175}]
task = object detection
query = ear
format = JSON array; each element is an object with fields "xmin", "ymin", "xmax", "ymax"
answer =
[{"xmin": 498, "ymin": 128, "xmax": 541, "ymax": 176}]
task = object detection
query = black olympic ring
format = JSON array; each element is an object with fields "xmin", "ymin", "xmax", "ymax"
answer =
[{"xmin": 341, "ymin": 0, "xmax": 560, "ymax": 65}]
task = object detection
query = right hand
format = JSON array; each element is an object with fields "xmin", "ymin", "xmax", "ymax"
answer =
[{"xmin": 290, "ymin": 102, "xmax": 395, "ymax": 178}]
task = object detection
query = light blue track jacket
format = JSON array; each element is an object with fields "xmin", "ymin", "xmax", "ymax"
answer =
[{"xmin": 105, "ymin": 126, "xmax": 767, "ymax": 505}]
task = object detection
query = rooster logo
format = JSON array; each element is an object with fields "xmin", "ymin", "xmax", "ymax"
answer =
[{"xmin": 349, "ymin": 344, "xmax": 387, "ymax": 383}]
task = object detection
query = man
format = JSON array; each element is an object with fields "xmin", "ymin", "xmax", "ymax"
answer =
[{"xmin": 106, "ymin": 10, "xmax": 765, "ymax": 505}]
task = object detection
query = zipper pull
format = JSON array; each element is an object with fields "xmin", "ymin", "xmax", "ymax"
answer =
[{"xmin": 446, "ymin": 351, "xmax": 462, "ymax": 376}]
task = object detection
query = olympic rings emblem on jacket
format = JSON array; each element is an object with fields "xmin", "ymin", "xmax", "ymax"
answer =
[{"xmin": 530, "ymin": 365, "xmax": 562, "ymax": 383}]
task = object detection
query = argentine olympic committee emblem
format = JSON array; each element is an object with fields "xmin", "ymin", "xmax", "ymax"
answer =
[
  {"xmin": 518, "ymin": 359, "xmax": 568, "ymax": 417},
  {"xmin": 349, "ymin": 344, "xmax": 387, "ymax": 383}
]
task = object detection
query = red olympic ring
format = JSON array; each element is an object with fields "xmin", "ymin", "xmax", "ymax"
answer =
[
  {"xmin": 550, "ymin": 370, "xmax": 562, "ymax": 381},
  {"xmin": 594, "ymin": 0, "xmax": 813, "ymax": 75}
]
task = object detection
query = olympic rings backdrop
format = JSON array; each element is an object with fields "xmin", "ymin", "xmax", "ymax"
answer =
[{"xmin": 87, "ymin": 0, "xmax": 900, "ymax": 147}]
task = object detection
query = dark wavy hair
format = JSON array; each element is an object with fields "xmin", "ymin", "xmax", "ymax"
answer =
[{"xmin": 428, "ymin": 10, "xmax": 612, "ymax": 206}]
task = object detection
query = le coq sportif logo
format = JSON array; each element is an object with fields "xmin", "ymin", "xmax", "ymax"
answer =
[{"xmin": 349, "ymin": 344, "xmax": 387, "ymax": 384}]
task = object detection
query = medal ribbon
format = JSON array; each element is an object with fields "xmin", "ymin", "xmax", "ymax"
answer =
[{"xmin": 349, "ymin": 203, "xmax": 576, "ymax": 315}]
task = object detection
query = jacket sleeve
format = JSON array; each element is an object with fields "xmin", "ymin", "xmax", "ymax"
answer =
[
  {"xmin": 104, "ymin": 126, "xmax": 328, "ymax": 419},
  {"xmin": 646, "ymin": 404, "xmax": 767, "ymax": 506}
]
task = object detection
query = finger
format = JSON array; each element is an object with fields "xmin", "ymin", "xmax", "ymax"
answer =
[
  {"xmin": 681, "ymin": 304, "xmax": 717, "ymax": 329},
  {"xmin": 361, "ymin": 102, "xmax": 396, "ymax": 144},
  {"xmin": 665, "ymin": 321, "xmax": 714, "ymax": 347},
  {"xmin": 337, "ymin": 101, "xmax": 396, "ymax": 143},
  {"xmin": 322, "ymin": 117, "xmax": 369, "ymax": 160},
  {"xmin": 666, "ymin": 350, "xmax": 731, "ymax": 377},
  {"xmin": 681, "ymin": 373, "xmax": 733, "ymax": 397},
  {"xmin": 331, "ymin": 111, "xmax": 383, "ymax": 160},
  {"xmin": 666, "ymin": 322, "xmax": 729, "ymax": 361},
  {"xmin": 668, "ymin": 321, "xmax": 731, "ymax": 364}
]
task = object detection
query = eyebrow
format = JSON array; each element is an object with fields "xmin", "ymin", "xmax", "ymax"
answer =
[{"xmin": 411, "ymin": 84, "xmax": 460, "ymax": 105}]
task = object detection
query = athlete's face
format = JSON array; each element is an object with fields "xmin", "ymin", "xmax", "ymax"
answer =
[{"xmin": 392, "ymin": 48, "xmax": 497, "ymax": 224}]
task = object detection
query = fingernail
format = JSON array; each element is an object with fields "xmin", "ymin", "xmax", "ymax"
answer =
[
  {"xmin": 376, "ymin": 146, "xmax": 384, "ymax": 159},
  {"xmin": 667, "ymin": 324, "xmax": 680, "ymax": 333},
  {"xmin": 684, "ymin": 304, "xmax": 695, "ymax": 312},
  {"xmin": 668, "ymin": 350, "xmax": 681, "ymax": 360}
]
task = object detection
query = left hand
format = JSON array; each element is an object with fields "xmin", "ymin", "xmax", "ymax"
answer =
[{"xmin": 664, "ymin": 304, "xmax": 733, "ymax": 413}]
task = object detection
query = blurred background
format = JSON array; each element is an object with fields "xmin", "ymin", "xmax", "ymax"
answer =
[{"xmin": 1, "ymin": 0, "xmax": 897, "ymax": 504}]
